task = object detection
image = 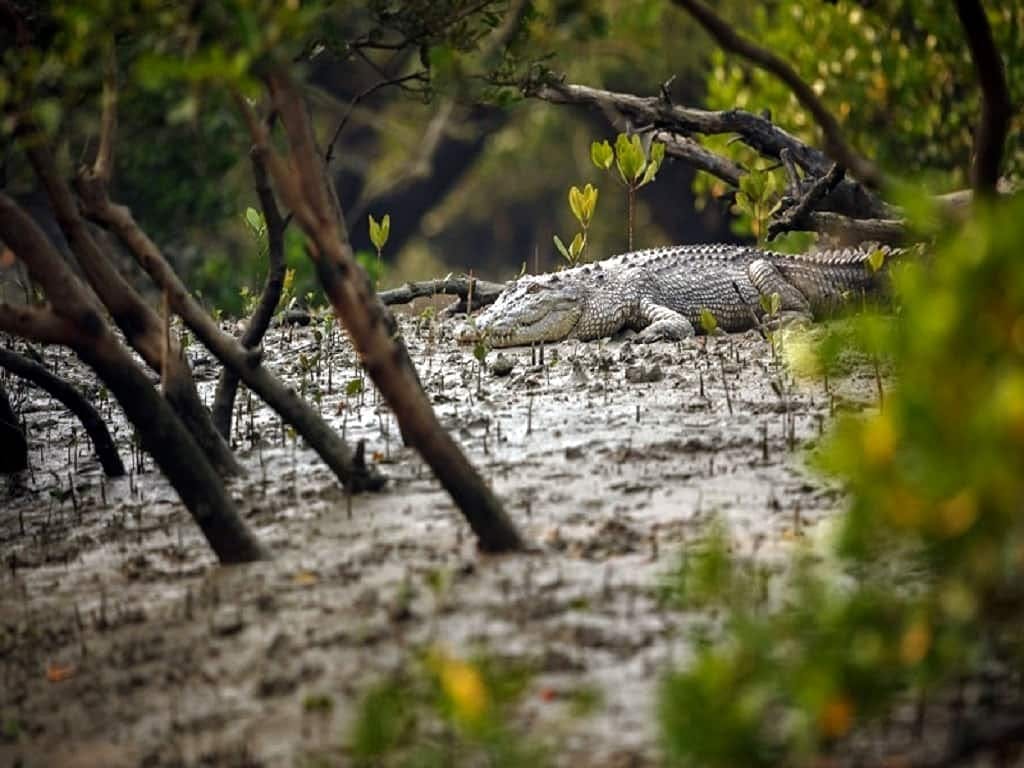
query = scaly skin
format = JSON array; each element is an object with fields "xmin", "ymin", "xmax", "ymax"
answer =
[{"xmin": 463, "ymin": 244, "xmax": 894, "ymax": 347}]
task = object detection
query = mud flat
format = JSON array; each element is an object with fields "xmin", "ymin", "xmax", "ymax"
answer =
[{"xmin": 0, "ymin": 312, "xmax": 879, "ymax": 766}]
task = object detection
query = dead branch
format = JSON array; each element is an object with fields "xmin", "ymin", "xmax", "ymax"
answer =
[
  {"xmin": 807, "ymin": 211, "xmax": 907, "ymax": 245},
  {"xmin": 259, "ymin": 68, "xmax": 523, "ymax": 552},
  {"xmin": 526, "ymin": 79, "xmax": 892, "ymax": 221},
  {"xmin": 378, "ymin": 275, "xmax": 507, "ymax": 311},
  {"xmin": 669, "ymin": 0, "xmax": 882, "ymax": 187},
  {"xmin": 211, "ymin": 148, "xmax": 288, "ymax": 440},
  {"xmin": 0, "ymin": 345, "xmax": 125, "ymax": 476},
  {"xmin": 653, "ymin": 130, "xmax": 745, "ymax": 187},
  {"xmin": 767, "ymin": 163, "xmax": 846, "ymax": 241},
  {"xmin": 0, "ymin": 192, "xmax": 266, "ymax": 562},
  {"xmin": 954, "ymin": 0, "xmax": 1012, "ymax": 196}
]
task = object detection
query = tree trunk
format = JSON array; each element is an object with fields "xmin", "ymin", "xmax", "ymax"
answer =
[
  {"xmin": 251, "ymin": 71, "xmax": 524, "ymax": 552},
  {"xmin": 76, "ymin": 181, "xmax": 385, "ymax": 494},
  {"xmin": 0, "ymin": 192, "xmax": 266, "ymax": 563},
  {"xmin": 0, "ymin": 379, "xmax": 27, "ymax": 474},
  {"xmin": 26, "ymin": 146, "xmax": 243, "ymax": 478}
]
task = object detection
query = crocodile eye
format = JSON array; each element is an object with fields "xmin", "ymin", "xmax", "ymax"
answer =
[{"xmin": 526, "ymin": 283, "xmax": 543, "ymax": 294}]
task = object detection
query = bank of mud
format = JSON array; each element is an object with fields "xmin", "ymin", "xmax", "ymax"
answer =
[{"xmin": 1, "ymin": 312, "xmax": 880, "ymax": 766}]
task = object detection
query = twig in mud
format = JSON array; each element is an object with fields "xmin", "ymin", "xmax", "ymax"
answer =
[{"xmin": 719, "ymin": 354, "xmax": 733, "ymax": 415}]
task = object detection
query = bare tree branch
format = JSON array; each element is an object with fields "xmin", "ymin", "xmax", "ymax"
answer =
[
  {"xmin": 378, "ymin": 274, "xmax": 506, "ymax": 310},
  {"xmin": 76, "ymin": 175, "xmax": 385, "ymax": 494},
  {"xmin": 669, "ymin": 0, "xmax": 882, "ymax": 187},
  {"xmin": 526, "ymin": 78, "xmax": 893, "ymax": 220},
  {"xmin": 0, "ymin": 345, "xmax": 125, "ymax": 476},
  {"xmin": 807, "ymin": 211, "xmax": 907, "ymax": 245},
  {"xmin": 325, "ymin": 70, "xmax": 428, "ymax": 164},
  {"xmin": 27, "ymin": 141, "xmax": 243, "ymax": 477},
  {"xmin": 955, "ymin": 0, "xmax": 1012, "ymax": 196},
  {"xmin": 767, "ymin": 162, "xmax": 846, "ymax": 240}
]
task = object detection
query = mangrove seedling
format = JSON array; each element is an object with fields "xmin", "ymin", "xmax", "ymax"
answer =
[{"xmin": 591, "ymin": 134, "xmax": 665, "ymax": 250}]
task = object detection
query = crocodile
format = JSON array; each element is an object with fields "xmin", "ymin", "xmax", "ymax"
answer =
[{"xmin": 462, "ymin": 244, "xmax": 895, "ymax": 347}]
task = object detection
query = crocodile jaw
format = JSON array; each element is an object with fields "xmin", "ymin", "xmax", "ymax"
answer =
[{"xmin": 472, "ymin": 304, "xmax": 582, "ymax": 347}]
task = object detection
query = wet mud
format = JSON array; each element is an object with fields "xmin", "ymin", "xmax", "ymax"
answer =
[{"xmin": 0, "ymin": 309, "xmax": 881, "ymax": 767}]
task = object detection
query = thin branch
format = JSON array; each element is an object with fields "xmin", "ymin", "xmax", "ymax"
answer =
[
  {"xmin": 79, "ymin": 181, "xmax": 385, "ymax": 493},
  {"xmin": 259, "ymin": 67, "xmax": 524, "ymax": 552},
  {"xmin": 211, "ymin": 148, "xmax": 288, "ymax": 439},
  {"xmin": 954, "ymin": 0, "xmax": 1012, "ymax": 195},
  {"xmin": 325, "ymin": 70, "xmax": 428, "ymax": 164},
  {"xmin": 669, "ymin": 0, "xmax": 882, "ymax": 187}
]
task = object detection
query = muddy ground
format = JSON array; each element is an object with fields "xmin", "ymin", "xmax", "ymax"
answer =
[{"xmin": 0, "ymin": 305, "xmax": 907, "ymax": 767}]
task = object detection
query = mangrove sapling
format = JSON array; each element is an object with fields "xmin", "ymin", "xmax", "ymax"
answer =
[
  {"xmin": 368, "ymin": 214, "xmax": 390, "ymax": 290},
  {"xmin": 591, "ymin": 135, "xmax": 666, "ymax": 250},
  {"xmin": 553, "ymin": 183, "xmax": 598, "ymax": 267}
]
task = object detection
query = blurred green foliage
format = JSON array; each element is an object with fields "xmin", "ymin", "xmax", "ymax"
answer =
[
  {"xmin": 349, "ymin": 647, "xmax": 550, "ymax": 768},
  {"xmin": 659, "ymin": 194, "xmax": 1024, "ymax": 765},
  {"xmin": 695, "ymin": 0, "xmax": 1024, "ymax": 233}
]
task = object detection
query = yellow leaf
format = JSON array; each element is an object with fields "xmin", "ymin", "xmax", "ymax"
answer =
[
  {"xmin": 293, "ymin": 571, "xmax": 319, "ymax": 586},
  {"xmin": 433, "ymin": 652, "xmax": 488, "ymax": 725}
]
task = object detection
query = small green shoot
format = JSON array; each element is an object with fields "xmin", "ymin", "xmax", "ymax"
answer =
[
  {"xmin": 555, "ymin": 183, "xmax": 599, "ymax": 266},
  {"xmin": 368, "ymin": 213, "xmax": 391, "ymax": 289},
  {"xmin": 698, "ymin": 307, "xmax": 719, "ymax": 335}
]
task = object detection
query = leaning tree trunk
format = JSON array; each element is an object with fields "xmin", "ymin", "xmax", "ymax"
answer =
[
  {"xmin": 0, "ymin": 192, "xmax": 266, "ymax": 563},
  {"xmin": 243, "ymin": 70, "xmax": 524, "ymax": 553},
  {"xmin": 25, "ymin": 145, "xmax": 242, "ymax": 478},
  {"xmin": 0, "ymin": 345, "xmax": 126, "ymax": 476},
  {"xmin": 75, "ymin": 176, "xmax": 385, "ymax": 494}
]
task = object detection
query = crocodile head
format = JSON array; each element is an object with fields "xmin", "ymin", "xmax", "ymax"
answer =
[{"xmin": 462, "ymin": 273, "xmax": 586, "ymax": 347}]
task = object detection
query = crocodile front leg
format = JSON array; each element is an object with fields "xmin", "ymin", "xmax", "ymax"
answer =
[
  {"xmin": 747, "ymin": 258, "xmax": 814, "ymax": 326},
  {"xmin": 636, "ymin": 298, "xmax": 696, "ymax": 341}
]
